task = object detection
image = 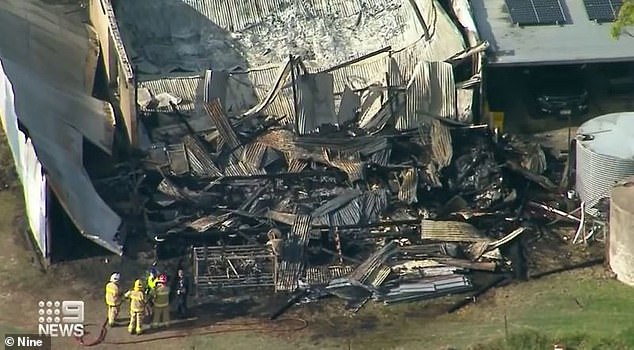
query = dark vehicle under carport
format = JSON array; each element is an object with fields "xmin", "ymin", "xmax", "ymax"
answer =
[{"xmin": 524, "ymin": 65, "xmax": 589, "ymax": 117}]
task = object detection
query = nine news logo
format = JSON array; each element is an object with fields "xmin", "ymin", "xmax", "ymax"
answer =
[{"xmin": 37, "ymin": 300, "xmax": 85, "ymax": 337}]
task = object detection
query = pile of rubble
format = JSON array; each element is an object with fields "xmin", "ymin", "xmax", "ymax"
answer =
[
  {"xmin": 88, "ymin": 44, "xmax": 599, "ymax": 315},
  {"xmin": 100, "ymin": 82, "xmax": 583, "ymax": 312}
]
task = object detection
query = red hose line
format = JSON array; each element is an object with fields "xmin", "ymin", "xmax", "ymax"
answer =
[{"xmin": 75, "ymin": 317, "xmax": 308, "ymax": 346}]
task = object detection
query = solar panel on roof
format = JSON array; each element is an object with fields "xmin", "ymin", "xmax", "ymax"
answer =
[
  {"xmin": 583, "ymin": 0, "xmax": 623, "ymax": 22},
  {"xmin": 505, "ymin": 0, "xmax": 567, "ymax": 25}
]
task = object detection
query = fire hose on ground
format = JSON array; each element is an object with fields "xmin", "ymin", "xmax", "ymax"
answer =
[{"xmin": 75, "ymin": 316, "xmax": 309, "ymax": 346}]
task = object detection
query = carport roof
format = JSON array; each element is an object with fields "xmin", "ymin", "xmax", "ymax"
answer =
[{"xmin": 471, "ymin": 0, "xmax": 634, "ymax": 66}]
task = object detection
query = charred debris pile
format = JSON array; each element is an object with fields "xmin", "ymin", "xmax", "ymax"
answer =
[{"xmin": 106, "ymin": 93, "xmax": 579, "ymax": 311}]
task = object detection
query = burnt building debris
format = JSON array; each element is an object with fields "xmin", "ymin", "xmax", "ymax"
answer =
[{"xmin": 91, "ymin": 52, "xmax": 596, "ymax": 313}]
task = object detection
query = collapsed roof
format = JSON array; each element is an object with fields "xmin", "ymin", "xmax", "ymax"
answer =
[{"xmin": 115, "ymin": 0, "xmax": 466, "ymax": 72}]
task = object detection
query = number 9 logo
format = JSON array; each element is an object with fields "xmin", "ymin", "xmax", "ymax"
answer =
[{"xmin": 62, "ymin": 301, "xmax": 84, "ymax": 323}]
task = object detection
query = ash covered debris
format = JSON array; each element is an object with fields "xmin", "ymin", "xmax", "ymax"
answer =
[{"xmin": 112, "ymin": 54, "xmax": 575, "ymax": 314}]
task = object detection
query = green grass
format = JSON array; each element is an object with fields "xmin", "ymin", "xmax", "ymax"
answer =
[
  {"xmin": 301, "ymin": 268, "xmax": 634, "ymax": 350},
  {"xmin": 472, "ymin": 329, "xmax": 634, "ymax": 350}
]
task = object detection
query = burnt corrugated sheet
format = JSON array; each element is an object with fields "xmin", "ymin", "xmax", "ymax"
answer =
[
  {"xmin": 291, "ymin": 214, "xmax": 312, "ymax": 246},
  {"xmin": 183, "ymin": 0, "xmax": 280, "ymax": 32},
  {"xmin": 366, "ymin": 265, "xmax": 393, "ymax": 288},
  {"xmin": 337, "ymin": 85, "xmax": 360, "ymax": 125},
  {"xmin": 323, "ymin": 150, "xmax": 365, "ymax": 182},
  {"xmin": 183, "ymin": 135, "xmax": 223, "ymax": 177},
  {"xmin": 456, "ymin": 87, "xmax": 474, "ymax": 123},
  {"xmin": 287, "ymin": 158, "xmax": 307, "ymax": 173},
  {"xmin": 398, "ymin": 168, "xmax": 418, "ymax": 204},
  {"xmin": 241, "ymin": 142, "xmax": 267, "ymax": 169},
  {"xmin": 327, "ymin": 51, "xmax": 390, "ymax": 93},
  {"xmin": 420, "ymin": 220, "xmax": 491, "ymax": 243},
  {"xmin": 296, "ymin": 73, "xmax": 337, "ymax": 135},
  {"xmin": 294, "ymin": 135, "xmax": 388, "ymax": 157},
  {"xmin": 224, "ymin": 157, "xmax": 266, "ymax": 176},
  {"xmin": 348, "ymin": 241, "xmax": 398, "ymax": 286},
  {"xmin": 138, "ymin": 75, "xmax": 202, "ymax": 113},
  {"xmin": 395, "ymin": 61, "xmax": 456, "ymax": 130},
  {"xmin": 312, "ymin": 189, "xmax": 363, "ymax": 218},
  {"xmin": 370, "ymin": 148, "xmax": 392, "ymax": 166},
  {"xmin": 275, "ymin": 260, "xmax": 303, "ymax": 292},
  {"xmin": 305, "ymin": 265, "xmax": 355, "ymax": 286},
  {"xmin": 430, "ymin": 119, "xmax": 453, "ymax": 170},
  {"xmin": 184, "ymin": 0, "xmax": 388, "ymax": 34},
  {"xmin": 357, "ymin": 91, "xmax": 389, "ymax": 132},
  {"xmin": 203, "ymin": 100, "xmax": 241, "ymax": 150},
  {"xmin": 327, "ymin": 197, "xmax": 362, "ymax": 227},
  {"xmin": 228, "ymin": 67, "xmax": 294, "ymax": 122},
  {"xmin": 332, "ymin": 160, "xmax": 365, "ymax": 182},
  {"xmin": 275, "ymin": 214, "xmax": 312, "ymax": 291},
  {"xmin": 363, "ymin": 188, "xmax": 389, "ymax": 223}
]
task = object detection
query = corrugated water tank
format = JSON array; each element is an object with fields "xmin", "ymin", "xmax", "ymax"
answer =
[
  {"xmin": 609, "ymin": 178, "xmax": 634, "ymax": 286},
  {"xmin": 575, "ymin": 112, "xmax": 634, "ymax": 213}
]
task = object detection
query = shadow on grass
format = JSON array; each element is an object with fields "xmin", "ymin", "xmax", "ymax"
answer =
[{"xmin": 471, "ymin": 329, "xmax": 634, "ymax": 350}]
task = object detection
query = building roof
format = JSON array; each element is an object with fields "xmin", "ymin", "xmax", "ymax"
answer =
[{"xmin": 471, "ymin": 0, "xmax": 634, "ymax": 66}]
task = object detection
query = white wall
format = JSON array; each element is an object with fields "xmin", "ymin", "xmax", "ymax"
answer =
[{"xmin": 0, "ymin": 59, "xmax": 48, "ymax": 259}]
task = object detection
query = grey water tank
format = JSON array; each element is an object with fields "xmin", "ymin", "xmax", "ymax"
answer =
[
  {"xmin": 609, "ymin": 178, "xmax": 634, "ymax": 286},
  {"xmin": 575, "ymin": 112, "xmax": 634, "ymax": 213}
]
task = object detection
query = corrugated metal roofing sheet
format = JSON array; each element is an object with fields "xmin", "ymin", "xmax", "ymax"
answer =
[
  {"xmin": 203, "ymin": 100, "xmax": 242, "ymax": 150},
  {"xmin": 363, "ymin": 188, "xmax": 389, "ymax": 223},
  {"xmin": 430, "ymin": 119, "xmax": 453, "ymax": 170},
  {"xmin": 327, "ymin": 197, "xmax": 362, "ymax": 227},
  {"xmin": 183, "ymin": 135, "xmax": 223, "ymax": 177},
  {"xmin": 395, "ymin": 61, "xmax": 456, "ymax": 130},
  {"xmin": 240, "ymin": 142, "xmax": 268, "ymax": 169},
  {"xmin": 398, "ymin": 168, "xmax": 418, "ymax": 204},
  {"xmin": 291, "ymin": 214, "xmax": 312, "ymax": 246},
  {"xmin": 183, "ymin": 0, "xmax": 394, "ymax": 33},
  {"xmin": 420, "ymin": 220, "xmax": 492, "ymax": 243},
  {"xmin": 227, "ymin": 66, "xmax": 295, "ymax": 120},
  {"xmin": 304, "ymin": 265, "xmax": 355, "ymax": 286},
  {"xmin": 327, "ymin": 52, "xmax": 390, "ymax": 93},
  {"xmin": 138, "ymin": 75, "xmax": 203, "ymax": 113},
  {"xmin": 275, "ymin": 260, "xmax": 303, "ymax": 292},
  {"xmin": 296, "ymin": 73, "xmax": 337, "ymax": 135}
]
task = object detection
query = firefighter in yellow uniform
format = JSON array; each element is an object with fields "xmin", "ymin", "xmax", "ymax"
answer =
[
  {"xmin": 105, "ymin": 273, "xmax": 122, "ymax": 327},
  {"xmin": 151, "ymin": 274, "xmax": 170, "ymax": 328},
  {"xmin": 124, "ymin": 279, "xmax": 146, "ymax": 335}
]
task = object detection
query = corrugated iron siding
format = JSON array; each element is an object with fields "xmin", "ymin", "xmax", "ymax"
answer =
[
  {"xmin": 275, "ymin": 260, "xmax": 303, "ymax": 291},
  {"xmin": 430, "ymin": 119, "xmax": 453, "ymax": 169},
  {"xmin": 291, "ymin": 214, "xmax": 312, "ymax": 246},
  {"xmin": 420, "ymin": 220, "xmax": 491, "ymax": 243},
  {"xmin": 328, "ymin": 52, "xmax": 390, "ymax": 93},
  {"xmin": 304, "ymin": 265, "xmax": 355, "ymax": 286},
  {"xmin": 227, "ymin": 67, "xmax": 295, "ymax": 121},
  {"xmin": 241, "ymin": 142, "xmax": 268, "ymax": 169},
  {"xmin": 138, "ymin": 75, "xmax": 203, "ymax": 113},
  {"xmin": 396, "ymin": 61, "xmax": 456, "ymax": 130},
  {"xmin": 398, "ymin": 168, "xmax": 418, "ymax": 204}
]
